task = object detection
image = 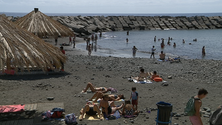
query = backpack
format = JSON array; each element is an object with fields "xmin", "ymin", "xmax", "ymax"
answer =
[
  {"xmin": 65, "ymin": 113, "xmax": 77, "ymax": 125},
  {"xmin": 184, "ymin": 96, "xmax": 195, "ymax": 116}
]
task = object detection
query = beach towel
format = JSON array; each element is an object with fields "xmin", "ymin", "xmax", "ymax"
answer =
[
  {"xmin": 103, "ymin": 110, "xmax": 121, "ymax": 120},
  {"xmin": 0, "ymin": 104, "xmax": 25, "ymax": 113},
  {"xmin": 89, "ymin": 99, "xmax": 125, "ymax": 105},
  {"xmin": 133, "ymin": 79, "xmax": 152, "ymax": 84},
  {"xmin": 80, "ymin": 90, "xmax": 94, "ymax": 94},
  {"xmin": 209, "ymin": 107, "xmax": 222, "ymax": 125},
  {"xmin": 124, "ymin": 115, "xmax": 137, "ymax": 118},
  {"xmin": 157, "ymin": 59, "xmax": 167, "ymax": 62}
]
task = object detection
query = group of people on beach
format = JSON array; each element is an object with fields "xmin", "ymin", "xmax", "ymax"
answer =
[
  {"xmin": 79, "ymin": 82, "xmax": 139, "ymax": 120},
  {"xmin": 78, "ymin": 67, "xmax": 211, "ymax": 125},
  {"xmin": 85, "ymin": 32, "xmax": 103, "ymax": 56},
  {"xmin": 131, "ymin": 33, "xmax": 206, "ymax": 59}
]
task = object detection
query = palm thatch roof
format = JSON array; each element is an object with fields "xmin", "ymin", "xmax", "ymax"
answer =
[
  {"xmin": 15, "ymin": 8, "xmax": 74, "ymax": 38},
  {"xmin": 0, "ymin": 14, "xmax": 66, "ymax": 73}
]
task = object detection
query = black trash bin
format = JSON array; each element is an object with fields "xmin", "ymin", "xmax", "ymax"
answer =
[{"xmin": 156, "ymin": 101, "xmax": 173, "ymax": 125}]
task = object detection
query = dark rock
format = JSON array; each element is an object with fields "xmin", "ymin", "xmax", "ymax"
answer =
[
  {"xmin": 47, "ymin": 97, "xmax": 54, "ymax": 100},
  {"xmin": 203, "ymin": 115, "xmax": 210, "ymax": 118},
  {"xmin": 203, "ymin": 107, "xmax": 211, "ymax": 112},
  {"xmin": 168, "ymin": 76, "xmax": 172, "ymax": 79}
]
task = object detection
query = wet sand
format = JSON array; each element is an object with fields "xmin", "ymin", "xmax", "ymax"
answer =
[{"xmin": 0, "ymin": 37, "xmax": 221, "ymax": 125}]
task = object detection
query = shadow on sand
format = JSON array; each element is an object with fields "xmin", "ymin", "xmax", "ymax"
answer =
[{"xmin": 0, "ymin": 72, "xmax": 71, "ymax": 81}]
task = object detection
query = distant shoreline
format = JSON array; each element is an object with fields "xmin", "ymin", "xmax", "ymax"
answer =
[{"xmin": 1, "ymin": 12, "xmax": 222, "ymax": 17}]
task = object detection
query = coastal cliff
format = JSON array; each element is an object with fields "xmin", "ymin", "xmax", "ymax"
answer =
[{"xmin": 52, "ymin": 16, "xmax": 222, "ymax": 36}]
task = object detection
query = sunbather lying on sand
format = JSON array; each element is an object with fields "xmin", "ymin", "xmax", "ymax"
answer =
[
  {"xmin": 89, "ymin": 91, "xmax": 125, "ymax": 102},
  {"xmin": 122, "ymin": 100, "xmax": 139, "ymax": 117},
  {"xmin": 99, "ymin": 94, "xmax": 124, "ymax": 118},
  {"xmin": 82, "ymin": 82, "xmax": 116, "ymax": 93},
  {"xmin": 168, "ymin": 57, "xmax": 181, "ymax": 63},
  {"xmin": 79, "ymin": 102, "xmax": 103, "ymax": 121}
]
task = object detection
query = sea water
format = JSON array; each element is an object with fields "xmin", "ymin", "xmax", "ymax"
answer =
[
  {"xmin": 76, "ymin": 29, "xmax": 222, "ymax": 60},
  {"xmin": 2, "ymin": 12, "xmax": 222, "ymax": 60}
]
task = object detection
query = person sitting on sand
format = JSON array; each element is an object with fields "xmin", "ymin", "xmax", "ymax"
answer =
[
  {"xmin": 159, "ymin": 51, "xmax": 165, "ymax": 60},
  {"xmin": 99, "ymin": 94, "xmax": 124, "ymax": 118},
  {"xmin": 137, "ymin": 68, "xmax": 149, "ymax": 81},
  {"xmin": 82, "ymin": 82, "xmax": 117, "ymax": 93},
  {"xmin": 122, "ymin": 100, "xmax": 139, "ymax": 117},
  {"xmin": 151, "ymin": 71, "xmax": 160, "ymax": 80},
  {"xmin": 79, "ymin": 102, "xmax": 103, "ymax": 121},
  {"xmin": 89, "ymin": 91, "xmax": 125, "ymax": 102}
]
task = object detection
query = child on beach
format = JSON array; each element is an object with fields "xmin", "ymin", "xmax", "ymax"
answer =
[{"xmin": 130, "ymin": 87, "xmax": 138, "ymax": 110}]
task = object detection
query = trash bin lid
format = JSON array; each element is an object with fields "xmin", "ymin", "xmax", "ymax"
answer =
[{"xmin": 156, "ymin": 101, "xmax": 172, "ymax": 107}]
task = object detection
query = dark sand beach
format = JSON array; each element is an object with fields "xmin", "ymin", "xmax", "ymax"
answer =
[{"xmin": 0, "ymin": 37, "xmax": 221, "ymax": 125}]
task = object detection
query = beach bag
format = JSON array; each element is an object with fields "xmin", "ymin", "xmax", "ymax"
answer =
[
  {"xmin": 51, "ymin": 108, "xmax": 65, "ymax": 118},
  {"xmin": 42, "ymin": 110, "xmax": 52, "ymax": 120},
  {"xmin": 65, "ymin": 113, "xmax": 77, "ymax": 125},
  {"xmin": 153, "ymin": 77, "xmax": 163, "ymax": 82},
  {"xmin": 184, "ymin": 97, "xmax": 195, "ymax": 116}
]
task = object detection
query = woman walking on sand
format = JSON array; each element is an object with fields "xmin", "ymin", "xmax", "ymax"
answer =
[{"xmin": 185, "ymin": 89, "xmax": 208, "ymax": 125}]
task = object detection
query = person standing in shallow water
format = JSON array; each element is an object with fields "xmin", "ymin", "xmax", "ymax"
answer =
[
  {"xmin": 88, "ymin": 44, "xmax": 92, "ymax": 56},
  {"xmin": 202, "ymin": 46, "xmax": 206, "ymax": 56},
  {"xmin": 150, "ymin": 46, "xmax": 156, "ymax": 58},
  {"xmin": 132, "ymin": 46, "xmax": 138, "ymax": 57},
  {"xmin": 126, "ymin": 38, "xmax": 129, "ymax": 43}
]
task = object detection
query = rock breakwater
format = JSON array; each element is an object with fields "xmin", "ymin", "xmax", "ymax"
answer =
[{"xmin": 52, "ymin": 16, "xmax": 222, "ymax": 36}]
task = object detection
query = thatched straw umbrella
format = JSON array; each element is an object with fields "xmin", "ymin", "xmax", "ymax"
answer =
[
  {"xmin": 15, "ymin": 8, "xmax": 74, "ymax": 38},
  {"xmin": 0, "ymin": 15, "xmax": 66, "ymax": 73}
]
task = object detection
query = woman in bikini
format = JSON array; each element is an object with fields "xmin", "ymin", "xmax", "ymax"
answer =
[
  {"xmin": 79, "ymin": 102, "xmax": 103, "ymax": 121},
  {"xmin": 99, "ymin": 94, "xmax": 123, "ymax": 118},
  {"xmin": 89, "ymin": 91, "xmax": 124, "ymax": 102},
  {"xmin": 82, "ymin": 82, "xmax": 108, "ymax": 93}
]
